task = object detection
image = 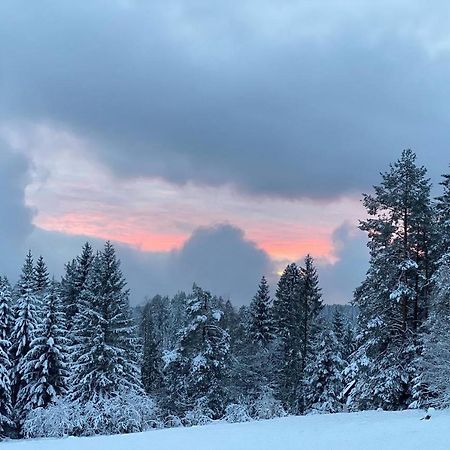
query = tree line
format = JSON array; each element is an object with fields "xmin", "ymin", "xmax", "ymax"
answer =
[{"xmin": 0, "ymin": 149, "xmax": 449, "ymax": 439}]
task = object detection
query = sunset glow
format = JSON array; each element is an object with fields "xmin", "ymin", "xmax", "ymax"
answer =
[{"xmin": 34, "ymin": 211, "xmax": 337, "ymax": 262}]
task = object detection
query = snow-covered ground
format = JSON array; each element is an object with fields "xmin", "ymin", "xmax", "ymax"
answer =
[{"xmin": 4, "ymin": 409, "xmax": 448, "ymax": 450}]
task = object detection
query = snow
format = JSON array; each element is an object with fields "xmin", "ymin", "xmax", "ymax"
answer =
[{"xmin": 4, "ymin": 409, "xmax": 450, "ymax": 450}]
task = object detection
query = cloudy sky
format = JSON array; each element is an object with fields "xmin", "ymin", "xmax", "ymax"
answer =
[{"xmin": 1, "ymin": 1, "xmax": 450, "ymax": 305}]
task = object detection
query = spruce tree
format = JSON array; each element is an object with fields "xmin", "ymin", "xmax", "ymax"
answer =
[
  {"xmin": 70, "ymin": 242, "xmax": 142, "ymax": 402},
  {"xmin": 272, "ymin": 263, "xmax": 303, "ymax": 413},
  {"xmin": 60, "ymin": 259, "xmax": 78, "ymax": 327},
  {"xmin": 61, "ymin": 243, "xmax": 94, "ymax": 326},
  {"xmin": 249, "ymin": 276, "xmax": 273, "ymax": 347},
  {"xmin": 299, "ymin": 255, "xmax": 323, "ymax": 381},
  {"xmin": 332, "ymin": 308, "xmax": 345, "ymax": 346},
  {"xmin": 305, "ymin": 329, "xmax": 345, "ymax": 413},
  {"xmin": 164, "ymin": 284, "xmax": 230, "ymax": 419},
  {"xmin": 33, "ymin": 256, "xmax": 49, "ymax": 298},
  {"xmin": 140, "ymin": 302, "xmax": 163, "ymax": 395},
  {"xmin": 10, "ymin": 251, "xmax": 40, "ymax": 418},
  {"xmin": 16, "ymin": 281, "xmax": 69, "ymax": 416},
  {"xmin": 0, "ymin": 278, "xmax": 13, "ymax": 436}
]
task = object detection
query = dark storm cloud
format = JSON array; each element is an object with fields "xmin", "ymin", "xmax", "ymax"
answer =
[
  {"xmin": 0, "ymin": 145, "xmax": 35, "ymax": 279},
  {"xmin": 2, "ymin": 1, "xmax": 450, "ymax": 198},
  {"xmin": 117, "ymin": 224, "xmax": 272, "ymax": 306}
]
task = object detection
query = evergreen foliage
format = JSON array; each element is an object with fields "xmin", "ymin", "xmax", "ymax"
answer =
[{"xmin": 70, "ymin": 242, "xmax": 142, "ymax": 403}]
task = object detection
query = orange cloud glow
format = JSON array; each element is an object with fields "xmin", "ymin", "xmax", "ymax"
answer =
[
  {"xmin": 35, "ymin": 213, "xmax": 187, "ymax": 252},
  {"xmin": 34, "ymin": 211, "xmax": 337, "ymax": 263}
]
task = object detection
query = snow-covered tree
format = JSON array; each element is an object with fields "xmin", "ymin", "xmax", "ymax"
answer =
[
  {"xmin": 61, "ymin": 243, "xmax": 94, "ymax": 327},
  {"xmin": 272, "ymin": 263, "xmax": 303, "ymax": 413},
  {"xmin": 0, "ymin": 278, "xmax": 13, "ymax": 436},
  {"xmin": 70, "ymin": 242, "xmax": 142, "ymax": 403},
  {"xmin": 164, "ymin": 284, "xmax": 230, "ymax": 419},
  {"xmin": 33, "ymin": 255, "xmax": 49, "ymax": 298},
  {"xmin": 249, "ymin": 276, "xmax": 273, "ymax": 348},
  {"xmin": 140, "ymin": 302, "xmax": 163, "ymax": 395},
  {"xmin": 305, "ymin": 329, "xmax": 345, "ymax": 413},
  {"xmin": 10, "ymin": 251, "xmax": 40, "ymax": 418},
  {"xmin": 350, "ymin": 150, "xmax": 433, "ymax": 410},
  {"xmin": 273, "ymin": 257, "xmax": 323, "ymax": 414},
  {"xmin": 418, "ymin": 252, "xmax": 450, "ymax": 407},
  {"xmin": 435, "ymin": 169, "xmax": 450, "ymax": 257},
  {"xmin": 17, "ymin": 280, "xmax": 69, "ymax": 416},
  {"xmin": 299, "ymin": 255, "xmax": 323, "ymax": 377}
]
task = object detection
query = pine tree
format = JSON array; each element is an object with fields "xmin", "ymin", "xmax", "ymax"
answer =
[
  {"xmin": 16, "ymin": 281, "xmax": 69, "ymax": 416},
  {"xmin": 10, "ymin": 251, "xmax": 40, "ymax": 417},
  {"xmin": 305, "ymin": 329, "xmax": 345, "ymax": 413},
  {"xmin": 0, "ymin": 278, "xmax": 13, "ymax": 436},
  {"xmin": 249, "ymin": 276, "xmax": 273, "ymax": 347},
  {"xmin": 164, "ymin": 284, "xmax": 230, "ymax": 419},
  {"xmin": 70, "ymin": 242, "xmax": 142, "ymax": 403},
  {"xmin": 350, "ymin": 150, "xmax": 433, "ymax": 410}
]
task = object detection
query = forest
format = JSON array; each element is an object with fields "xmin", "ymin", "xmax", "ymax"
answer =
[{"xmin": 1, "ymin": 149, "xmax": 449, "ymax": 439}]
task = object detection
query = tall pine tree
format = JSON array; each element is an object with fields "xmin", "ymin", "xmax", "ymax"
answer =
[{"xmin": 350, "ymin": 150, "xmax": 433, "ymax": 410}]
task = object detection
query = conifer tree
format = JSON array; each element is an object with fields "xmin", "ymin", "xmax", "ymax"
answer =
[
  {"xmin": 0, "ymin": 278, "xmax": 13, "ymax": 435},
  {"xmin": 305, "ymin": 329, "xmax": 345, "ymax": 413},
  {"xmin": 418, "ymin": 252, "xmax": 450, "ymax": 407},
  {"xmin": 249, "ymin": 276, "xmax": 273, "ymax": 347},
  {"xmin": 299, "ymin": 255, "xmax": 323, "ymax": 377},
  {"xmin": 61, "ymin": 243, "xmax": 94, "ymax": 327},
  {"xmin": 332, "ymin": 308, "xmax": 345, "ymax": 346},
  {"xmin": 10, "ymin": 252, "xmax": 40, "ymax": 415},
  {"xmin": 140, "ymin": 302, "xmax": 163, "ymax": 395},
  {"xmin": 33, "ymin": 256, "xmax": 50, "ymax": 298},
  {"xmin": 272, "ymin": 263, "xmax": 303, "ymax": 413},
  {"xmin": 350, "ymin": 150, "xmax": 433, "ymax": 410},
  {"xmin": 60, "ymin": 259, "xmax": 78, "ymax": 327},
  {"xmin": 70, "ymin": 242, "xmax": 142, "ymax": 402},
  {"xmin": 435, "ymin": 170, "xmax": 450, "ymax": 257},
  {"xmin": 16, "ymin": 281, "xmax": 69, "ymax": 416},
  {"xmin": 164, "ymin": 284, "xmax": 230, "ymax": 419}
]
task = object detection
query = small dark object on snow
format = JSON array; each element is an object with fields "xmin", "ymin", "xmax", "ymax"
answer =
[{"xmin": 421, "ymin": 414, "xmax": 431, "ymax": 421}]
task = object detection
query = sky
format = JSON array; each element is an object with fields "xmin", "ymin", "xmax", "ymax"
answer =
[{"xmin": 1, "ymin": 1, "xmax": 450, "ymax": 305}]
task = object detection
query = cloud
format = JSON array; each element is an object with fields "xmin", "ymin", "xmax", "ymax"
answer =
[
  {"xmin": 0, "ymin": 144, "xmax": 35, "ymax": 279},
  {"xmin": 2, "ymin": 1, "xmax": 450, "ymax": 199},
  {"xmin": 318, "ymin": 223, "xmax": 369, "ymax": 304},
  {"xmin": 26, "ymin": 223, "xmax": 272, "ymax": 306},
  {"xmin": 171, "ymin": 224, "xmax": 272, "ymax": 304},
  {"xmin": 117, "ymin": 223, "xmax": 273, "ymax": 306}
]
